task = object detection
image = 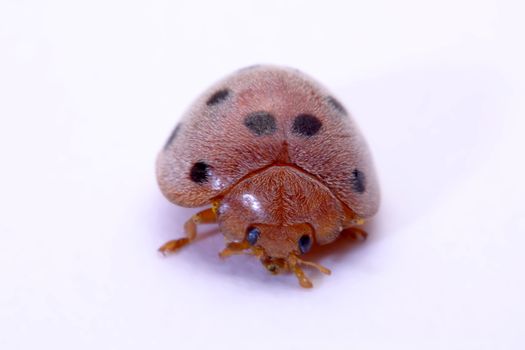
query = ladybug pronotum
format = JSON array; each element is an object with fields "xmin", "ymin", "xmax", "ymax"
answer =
[{"xmin": 157, "ymin": 65, "xmax": 380, "ymax": 288}]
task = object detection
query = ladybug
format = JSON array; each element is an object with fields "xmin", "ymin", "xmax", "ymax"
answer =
[{"xmin": 157, "ymin": 65, "xmax": 380, "ymax": 288}]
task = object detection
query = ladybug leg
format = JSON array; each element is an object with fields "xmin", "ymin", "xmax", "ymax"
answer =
[
  {"xmin": 341, "ymin": 226, "xmax": 368, "ymax": 241},
  {"xmin": 294, "ymin": 257, "xmax": 331, "ymax": 275},
  {"xmin": 293, "ymin": 266, "xmax": 313, "ymax": 288},
  {"xmin": 288, "ymin": 256, "xmax": 313, "ymax": 288},
  {"xmin": 288, "ymin": 255, "xmax": 332, "ymax": 288},
  {"xmin": 158, "ymin": 207, "xmax": 217, "ymax": 255},
  {"xmin": 218, "ymin": 241, "xmax": 251, "ymax": 258}
]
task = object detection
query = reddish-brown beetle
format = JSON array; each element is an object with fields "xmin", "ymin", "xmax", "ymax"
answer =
[{"xmin": 157, "ymin": 65, "xmax": 380, "ymax": 287}]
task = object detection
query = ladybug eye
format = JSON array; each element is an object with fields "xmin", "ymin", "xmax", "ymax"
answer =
[
  {"xmin": 246, "ymin": 226, "xmax": 260, "ymax": 245},
  {"xmin": 298, "ymin": 235, "xmax": 312, "ymax": 254}
]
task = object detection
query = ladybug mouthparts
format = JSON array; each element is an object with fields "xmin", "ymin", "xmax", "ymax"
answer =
[
  {"xmin": 219, "ymin": 241, "xmax": 331, "ymax": 289},
  {"xmin": 259, "ymin": 255, "xmax": 331, "ymax": 289},
  {"xmin": 261, "ymin": 256, "xmax": 285, "ymax": 274}
]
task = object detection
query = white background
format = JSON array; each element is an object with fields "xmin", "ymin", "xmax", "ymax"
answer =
[{"xmin": 1, "ymin": 1, "xmax": 524, "ymax": 349}]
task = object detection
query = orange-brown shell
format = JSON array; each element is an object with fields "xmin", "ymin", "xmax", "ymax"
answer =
[{"xmin": 157, "ymin": 65, "xmax": 380, "ymax": 218}]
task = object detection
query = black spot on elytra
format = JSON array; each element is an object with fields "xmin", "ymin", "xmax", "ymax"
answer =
[
  {"xmin": 163, "ymin": 124, "xmax": 181, "ymax": 150},
  {"xmin": 244, "ymin": 112, "xmax": 277, "ymax": 136},
  {"xmin": 327, "ymin": 96, "xmax": 347, "ymax": 115},
  {"xmin": 350, "ymin": 169, "xmax": 366, "ymax": 193},
  {"xmin": 292, "ymin": 114, "xmax": 322, "ymax": 137},
  {"xmin": 190, "ymin": 161, "xmax": 211, "ymax": 184},
  {"xmin": 206, "ymin": 89, "xmax": 230, "ymax": 106}
]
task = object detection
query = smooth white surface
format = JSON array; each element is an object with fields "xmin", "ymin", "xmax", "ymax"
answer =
[{"xmin": 1, "ymin": 1, "xmax": 524, "ymax": 349}]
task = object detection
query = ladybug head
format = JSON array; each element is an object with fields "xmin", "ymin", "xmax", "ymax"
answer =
[
  {"xmin": 244, "ymin": 223, "xmax": 313, "ymax": 259},
  {"xmin": 219, "ymin": 222, "xmax": 331, "ymax": 288}
]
